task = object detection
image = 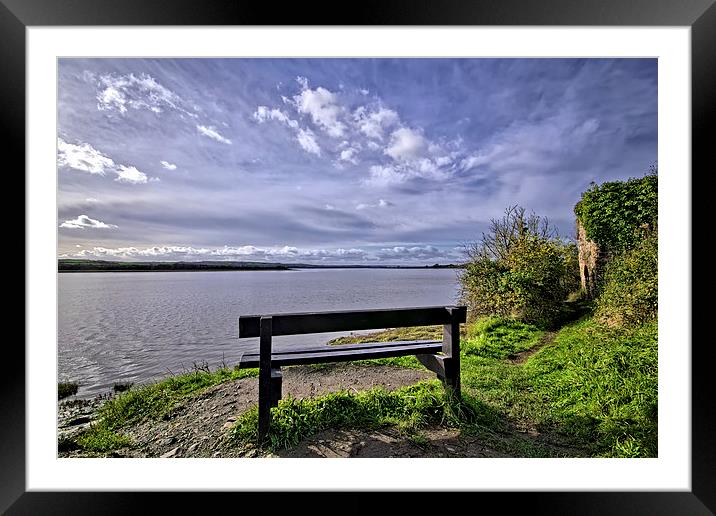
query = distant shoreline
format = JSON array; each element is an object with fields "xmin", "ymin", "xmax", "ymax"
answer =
[{"xmin": 57, "ymin": 259, "xmax": 464, "ymax": 273}]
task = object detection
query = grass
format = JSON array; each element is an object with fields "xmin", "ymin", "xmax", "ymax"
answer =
[
  {"xmin": 58, "ymin": 382, "xmax": 79, "ymax": 400},
  {"xmin": 525, "ymin": 318, "xmax": 658, "ymax": 457},
  {"xmin": 64, "ymin": 366, "xmax": 258, "ymax": 453},
  {"xmin": 227, "ymin": 381, "xmax": 484, "ymax": 452},
  {"xmin": 463, "ymin": 317, "xmax": 543, "ymax": 359},
  {"xmin": 62, "ymin": 312, "xmax": 657, "ymax": 458},
  {"xmin": 254, "ymin": 314, "xmax": 657, "ymax": 458}
]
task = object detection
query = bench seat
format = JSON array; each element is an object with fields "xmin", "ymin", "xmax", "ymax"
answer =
[{"xmin": 238, "ymin": 339, "xmax": 442, "ymax": 368}]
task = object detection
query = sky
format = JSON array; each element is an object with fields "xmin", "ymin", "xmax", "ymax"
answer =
[{"xmin": 57, "ymin": 58, "xmax": 657, "ymax": 265}]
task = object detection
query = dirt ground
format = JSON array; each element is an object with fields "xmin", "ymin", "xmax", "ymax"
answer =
[{"xmin": 58, "ymin": 362, "xmax": 584, "ymax": 459}]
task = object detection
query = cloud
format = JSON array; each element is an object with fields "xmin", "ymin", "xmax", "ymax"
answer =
[
  {"xmin": 292, "ymin": 78, "xmax": 346, "ymax": 138},
  {"xmin": 60, "ymin": 215, "xmax": 118, "ymax": 229},
  {"xmin": 384, "ymin": 127, "xmax": 427, "ymax": 161},
  {"xmin": 57, "ymin": 138, "xmax": 115, "ymax": 175},
  {"xmin": 296, "ymin": 128, "xmax": 321, "ymax": 155},
  {"xmin": 375, "ymin": 245, "xmax": 444, "ymax": 260},
  {"xmin": 353, "ymin": 107, "xmax": 399, "ymax": 140},
  {"xmin": 87, "ymin": 72, "xmax": 194, "ymax": 117},
  {"xmin": 253, "ymin": 106, "xmax": 299, "ymax": 129},
  {"xmin": 356, "ymin": 198, "xmax": 393, "ymax": 210},
  {"xmin": 58, "ymin": 138, "xmax": 157, "ymax": 185},
  {"xmin": 68, "ymin": 243, "xmax": 370, "ymax": 262},
  {"xmin": 339, "ymin": 147, "xmax": 359, "ymax": 164},
  {"xmin": 365, "ymin": 165, "xmax": 406, "ymax": 187},
  {"xmin": 160, "ymin": 160, "xmax": 177, "ymax": 170},
  {"xmin": 114, "ymin": 165, "xmax": 150, "ymax": 184},
  {"xmin": 197, "ymin": 125, "xmax": 232, "ymax": 144}
]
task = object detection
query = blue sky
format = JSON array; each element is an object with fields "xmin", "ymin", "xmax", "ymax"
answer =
[{"xmin": 57, "ymin": 58, "xmax": 657, "ymax": 264}]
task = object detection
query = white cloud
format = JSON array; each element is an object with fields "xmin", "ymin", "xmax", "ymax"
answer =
[
  {"xmin": 69, "ymin": 244, "xmax": 369, "ymax": 262},
  {"xmin": 353, "ymin": 107, "xmax": 399, "ymax": 140},
  {"xmin": 160, "ymin": 160, "xmax": 177, "ymax": 170},
  {"xmin": 114, "ymin": 165, "xmax": 150, "ymax": 184},
  {"xmin": 356, "ymin": 198, "xmax": 393, "ymax": 210},
  {"xmin": 85, "ymin": 197, "xmax": 100, "ymax": 203},
  {"xmin": 296, "ymin": 128, "xmax": 321, "ymax": 156},
  {"xmin": 253, "ymin": 106, "xmax": 299, "ymax": 129},
  {"xmin": 384, "ymin": 127, "xmax": 427, "ymax": 161},
  {"xmin": 197, "ymin": 125, "xmax": 232, "ymax": 144},
  {"xmin": 60, "ymin": 215, "xmax": 118, "ymax": 230},
  {"xmin": 339, "ymin": 148, "xmax": 359, "ymax": 165},
  {"xmin": 57, "ymin": 138, "xmax": 115, "ymax": 175},
  {"xmin": 292, "ymin": 79, "xmax": 346, "ymax": 138},
  {"xmin": 58, "ymin": 138, "xmax": 157, "ymax": 186},
  {"xmin": 89, "ymin": 72, "xmax": 193, "ymax": 117},
  {"xmin": 365, "ymin": 165, "xmax": 406, "ymax": 187}
]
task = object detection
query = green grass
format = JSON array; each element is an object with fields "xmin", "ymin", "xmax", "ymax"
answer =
[
  {"xmin": 228, "ymin": 381, "xmax": 484, "ymax": 451},
  {"xmin": 525, "ymin": 318, "xmax": 658, "ymax": 457},
  {"xmin": 463, "ymin": 317, "xmax": 543, "ymax": 359},
  {"xmin": 65, "ymin": 366, "xmax": 258, "ymax": 453},
  {"xmin": 265, "ymin": 315, "xmax": 657, "ymax": 458},
  {"xmin": 328, "ymin": 325, "xmax": 445, "ymax": 345}
]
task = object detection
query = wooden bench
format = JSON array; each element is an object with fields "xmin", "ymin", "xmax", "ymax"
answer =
[{"xmin": 237, "ymin": 305, "xmax": 467, "ymax": 441}]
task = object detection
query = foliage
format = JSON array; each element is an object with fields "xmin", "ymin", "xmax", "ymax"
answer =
[
  {"xmin": 58, "ymin": 382, "xmax": 79, "ymax": 400},
  {"xmin": 595, "ymin": 231, "xmax": 658, "ymax": 327},
  {"xmin": 574, "ymin": 170, "xmax": 657, "ymax": 254},
  {"xmin": 460, "ymin": 206, "xmax": 579, "ymax": 327},
  {"xmin": 525, "ymin": 318, "xmax": 658, "ymax": 457}
]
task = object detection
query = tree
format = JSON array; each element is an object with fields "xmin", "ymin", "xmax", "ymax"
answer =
[{"xmin": 459, "ymin": 205, "xmax": 579, "ymax": 327}]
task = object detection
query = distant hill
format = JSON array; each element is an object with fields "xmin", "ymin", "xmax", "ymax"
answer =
[{"xmin": 57, "ymin": 259, "xmax": 465, "ymax": 272}]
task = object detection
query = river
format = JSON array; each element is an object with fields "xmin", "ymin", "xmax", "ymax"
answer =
[{"xmin": 58, "ymin": 268, "xmax": 461, "ymax": 396}]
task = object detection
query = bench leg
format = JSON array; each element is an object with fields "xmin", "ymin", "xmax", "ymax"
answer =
[
  {"xmin": 269, "ymin": 367, "xmax": 282, "ymax": 408},
  {"xmin": 442, "ymin": 308, "xmax": 461, "ymax": 399},
  {"xmin": 258, "ymin": 316, "xmax": 273, "ymax": 444}
]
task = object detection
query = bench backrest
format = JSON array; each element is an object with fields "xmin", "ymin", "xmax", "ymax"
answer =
[{"xmin": 238, "ymin": 305, "xmax": 466, "ymax": 337}]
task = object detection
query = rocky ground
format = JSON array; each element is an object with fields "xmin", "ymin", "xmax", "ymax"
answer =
[{"xmin": 60, "ymin": 364, "xmax": 487, "ymax": 458}]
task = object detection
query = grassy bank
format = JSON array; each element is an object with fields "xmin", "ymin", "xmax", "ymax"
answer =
[
  {"xmin": 226, "ymin": 315, "xmax": 656, "ymax": 457},
  {"xmin": 61, "ymin": 315, "xmax": 656, "ymax": 458},
  {"xmin": 62, "ymin": 367, "xmax": 257, "ymax": 453}
]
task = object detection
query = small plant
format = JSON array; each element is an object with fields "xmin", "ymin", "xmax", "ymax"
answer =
[
  {"xmin": 58, "ymin": 382, "xmax": 79, "ymax": 400},
  {"xmin": 113, "ymin": 382, "xmax": 134, "ymax": 393}
]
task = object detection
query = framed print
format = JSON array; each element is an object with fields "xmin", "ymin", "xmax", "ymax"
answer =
[{"xmin": 6, "ymin": 0, "xmax": 714, "ymax": 513}]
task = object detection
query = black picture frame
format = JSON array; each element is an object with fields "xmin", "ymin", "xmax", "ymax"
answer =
[{"xmin": 6, "ymin": 0, "xmax": 713, "ymax": 513}]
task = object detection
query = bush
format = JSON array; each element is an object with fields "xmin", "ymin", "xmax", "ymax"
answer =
[
  {"xmin": 459, "ymin": 206, "xmax": 579, "ymax": 328},
  {"xmin": 595, "ymin": 230, "xmax": 657, "ymax": 327},
  {"xmin": 58, "ymin": 382, "xmax": 79, "ymax": 400},
  {"xmin": 574, "ymin": 170, "xmax": 657, "ymax": 254}
]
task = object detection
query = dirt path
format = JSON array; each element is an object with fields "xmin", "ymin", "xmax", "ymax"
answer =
[
  {"xmin": 59, "ymin": 359, "xmax": 588, "ymax": 459},
  {"xmin": 509, "ymin": 331, "xmax": 557, "ymax": 364}
]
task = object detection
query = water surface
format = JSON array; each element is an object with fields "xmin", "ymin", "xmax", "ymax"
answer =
[{"xmin": 58, "ymin": 268, "xmax": 461, "ymax": 396}]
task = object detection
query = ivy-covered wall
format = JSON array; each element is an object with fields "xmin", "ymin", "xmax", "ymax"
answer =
[{"xmin": 574, "ymin": 172, "xmax": 658, "ymax": 297}]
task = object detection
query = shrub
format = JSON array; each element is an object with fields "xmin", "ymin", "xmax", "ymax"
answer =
[
  {"xmin": 595, "ymin": 230, "xmax": 657, "ymax": 327},
  {"xmin": 459, "ymin": 206, "xmax": 579, "ymax": 327}
]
